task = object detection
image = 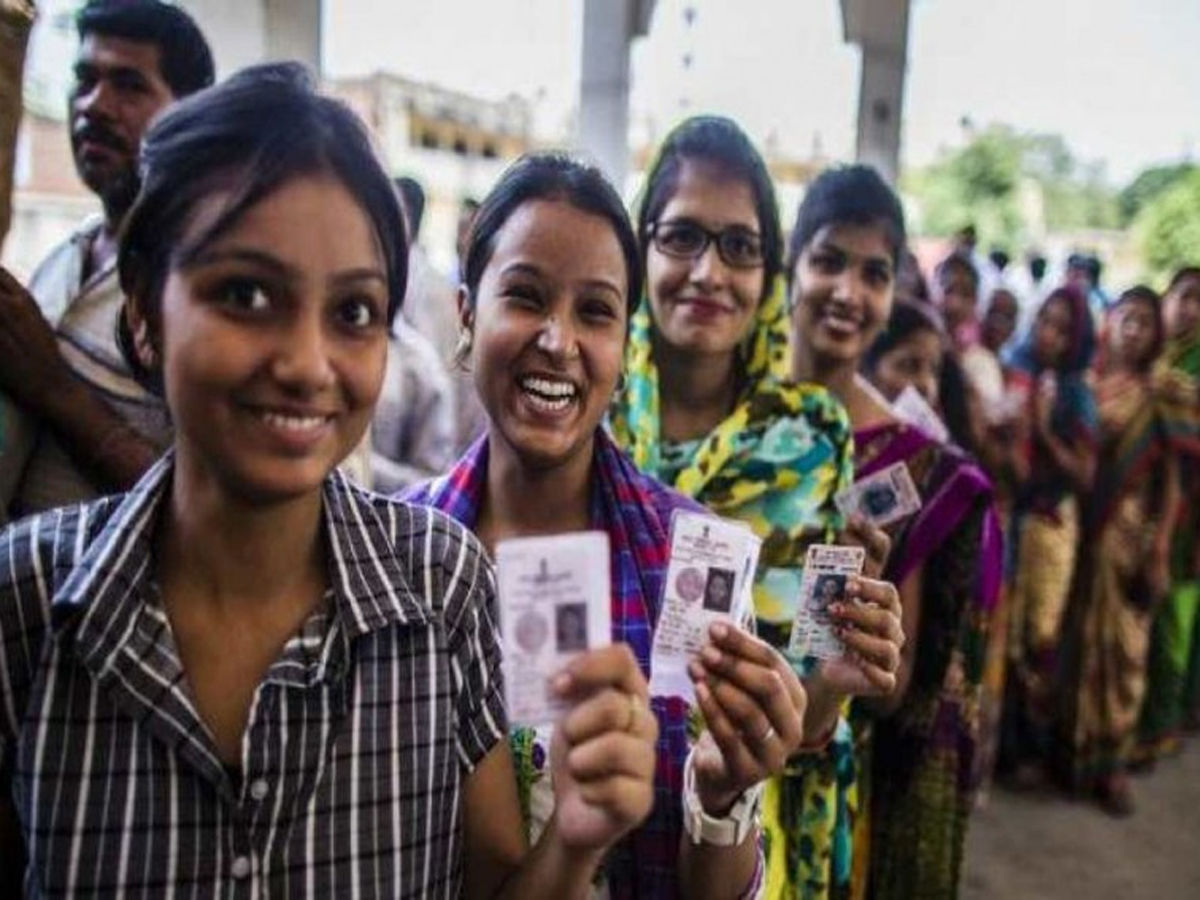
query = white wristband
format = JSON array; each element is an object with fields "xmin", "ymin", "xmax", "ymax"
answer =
[{"xmin": 681, "ymin": 748, "xmax": 763, "ymax": 847}]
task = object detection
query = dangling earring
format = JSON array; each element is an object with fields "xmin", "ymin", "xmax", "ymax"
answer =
[
  {"xmin": 452, "ymin": 326, "xmax": 474, "ymax": 370},
  {"xmin": 132, "ymin": 318, "xmax": 157, "ymax": 369}
]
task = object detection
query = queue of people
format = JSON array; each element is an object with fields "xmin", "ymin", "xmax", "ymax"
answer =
[
  {"xmin": 926, "ymin": 242, "xmax": 1200, "ymax": 821},
  {"xmin": 0, "ymin": 1, "xmax": 1198, "ymax": 897}
]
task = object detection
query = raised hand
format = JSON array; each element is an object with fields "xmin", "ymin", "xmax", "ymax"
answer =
[
  {"xmin": 839, "ymin": 515, "xmax": 892, "ymax": 579},
  {"xmin": 688, "ymin": 622, "xmax": 806, "ymax": 814},
  {"xmin": 0, "ymin": 266, "xmax": 70, "ymax": 408},
  {"xmin": 549, "ymin": 644, "xmax": 658, "ymax": 852},
  {"xmin": 814, "ymin": 574, "xmax": 905, "ymax": 698}
]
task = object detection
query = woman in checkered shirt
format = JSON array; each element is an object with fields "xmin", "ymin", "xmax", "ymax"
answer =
[{"xmin": 0, "ymin": 62, "xmax": 654, "ymax": 898}]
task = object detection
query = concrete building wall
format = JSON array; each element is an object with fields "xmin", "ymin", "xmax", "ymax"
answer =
[
  {"xmin": 177, "ymin": 0, "xmax": 321, "ymax": 76},
  {"xmin": 841, "ymin": 0, "xmax": 911, "ymax": 184}
]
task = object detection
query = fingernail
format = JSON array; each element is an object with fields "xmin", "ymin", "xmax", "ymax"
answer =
[
  {"xmin": 830, "ymin": 603, "xmax": 843, "ymax": 616},
  {"xmin": 688, "ymin": 660, "xmax": 704, "ymax": 680},
  {"xmin": 702, "ymin": 646, "xmax": 721, "ymax": 665},
  {"xmin": 711, "ymin": 622, "xmax": 728, "ymax": 639},
  {"xmin": 552, "ymin": 672, "xmax": 571, "ymax": 694}
]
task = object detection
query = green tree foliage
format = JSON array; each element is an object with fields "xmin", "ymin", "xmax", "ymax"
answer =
[
  {"xmin": 1135, "ymin": 168, "xmax": 1200, "ymax": 285},
  {"xmin": 1118, "ymin": 162, "xmax": 1197, "ymax": 226},
  {"xmin": 905, "ymin": 124, "xmax": 1117, "ymax": 247}
]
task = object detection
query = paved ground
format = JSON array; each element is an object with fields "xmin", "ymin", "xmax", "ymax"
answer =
[{"xmin": 963, "ymin": 739, "xmax": 1200, "ymax": 899}]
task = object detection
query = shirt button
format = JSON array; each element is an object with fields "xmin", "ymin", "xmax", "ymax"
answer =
[
  {"xmin": 231, "ymin": 855, "xmax": 252, "ymax": 879},
  {"xmin": 249, "ymin": 778, "xmax": 269, "ymax": 801}
]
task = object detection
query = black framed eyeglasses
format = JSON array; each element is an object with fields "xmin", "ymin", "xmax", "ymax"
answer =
[{"xmin": 649, "ymin": 219, "xmax": 764, "ymax": 270}]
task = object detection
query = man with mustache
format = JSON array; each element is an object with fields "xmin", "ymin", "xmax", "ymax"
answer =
[{"xmin": 0, "ymin": 0, "xmax": 212, "ymax": 518}]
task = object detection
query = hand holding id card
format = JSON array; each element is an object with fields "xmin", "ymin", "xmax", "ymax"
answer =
[
  {"xmin": 788, "ymin": 544, "xmax": 866, "ymax": 660},
  {"xmin": 648, "ymin": 510, "xmax": 761, "ymax": 702},
  {"xmin": 834, "ymin": 461, "xmax": 922, "ymax": 529},
  {"xmin": 496, "ymin": 531, "xmax": 611, "ymax": 726}
]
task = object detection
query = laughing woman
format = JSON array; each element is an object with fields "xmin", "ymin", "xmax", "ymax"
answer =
[
  {"xmin": 788, "ymin": 167, "xmax": 1001, "ymax": 899},
  {"xmin": 405, "ymin": 153, "xmax": 817, "ymax": 898},
  {"xmin": 610, "ymin": 117, "xmax": 905, "ymax": 898},
  {"xmin": 0, "ymin": 65, "xmax": 637, "ymax": 898}
]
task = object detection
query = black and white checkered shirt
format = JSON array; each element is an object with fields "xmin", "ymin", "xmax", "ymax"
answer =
[{"xmin": 0, "ymin": 455, "xmax": 506, "ymax": 898}]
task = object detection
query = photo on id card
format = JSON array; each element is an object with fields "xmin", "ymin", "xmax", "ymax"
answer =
[
  {"xmin": 788, "ymin": 544, "xmax": 866, "ymax": 660},
  {"xmin": 647, "ymin": 510, "xmax": 760, "ymax": 701},
  {"xmin": 495, "ymin": 531, "xmax": 611, "ymax": 726},
  {"xmin": 834, "ymin": 461, "xmax": 922, "ymax": 528}
]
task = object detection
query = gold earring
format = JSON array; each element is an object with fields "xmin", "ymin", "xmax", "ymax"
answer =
[{"xmin": 452, "ymin": 327, "xmax": 474, "ymax": 369}]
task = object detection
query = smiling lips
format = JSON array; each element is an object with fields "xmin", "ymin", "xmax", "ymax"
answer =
[
  {"xmin": 518, "ymin": 374, "xmax": 580, "ymax": 414},
  {"xmin": 245, "ymin": 404, "xmax": 336, "ymax": 451},
  {"xmin": 818, "ymin": 304, "xmax": 864, "ymax": 338},
  {"xmin": 676, "ymin": 296, "xmax": 735, "ymax": 320}
]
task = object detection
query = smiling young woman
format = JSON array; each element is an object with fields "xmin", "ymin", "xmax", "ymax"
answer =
[
  {"xmin": 406, "ymin": 152, "xmax": 821, "ymax": 899},
  {"xmin": 790, "ymin": 165, "xmax": 1002, "ymax": 899},
  {"xmin": 611, "ymin": 119, "xmax": 906, "ymax": 899},
  {"xmin": 0, "ymin": 64, "xmax": 613, "ymax": 898}
]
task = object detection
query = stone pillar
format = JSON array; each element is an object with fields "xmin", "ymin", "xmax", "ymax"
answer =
[
  {"xmin": 263, "ymin": 0, "xmax": 321, "ymax": 73},
  {"xmin": 178, "ymin": 0, "xmax": 322, "ymax": 78},
  {"xmin": 578, "ymin": 0, "xmax": 654, "ymax": 192},
  {"xmin": 841, "ymin": 0, "xmax": 910, "ymax": 185}
]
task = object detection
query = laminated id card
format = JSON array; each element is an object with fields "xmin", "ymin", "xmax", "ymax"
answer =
[
  {"xmin": 648, "ymin": 510, "xmax": 760, "ymax": 702},
  {"xmin": 496, "ymin": 531, "xmax": 611, "ymax": 726},
  {"xmin": 787, "ymin": 543, "xmax": 866, "ymax": 660}
]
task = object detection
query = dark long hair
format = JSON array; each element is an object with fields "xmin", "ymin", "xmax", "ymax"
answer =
[
  {"xmin": 636, "ymin": 115, "xmax": 782, "ymax": 300},
  {"xmin": 117, "ymin": 62, "xmax": 407, "ymax": 392},
  {"xmin": 787, "ymin": 164, "xmax": 906, "ymax": 285},
  {"xmin": 461, "ymin": 152, "xmax": 642, "ymax": 313},
  {"xmin": 863, "ymin": 298, "xmax": 946, "ymax": 372},
  {"xmin": 1106, "ymin": 285, "xmax": 1164, "ymax": 374}
]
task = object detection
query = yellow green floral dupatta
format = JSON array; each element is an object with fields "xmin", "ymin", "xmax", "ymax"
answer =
[{"xmin": 610, "ymin": 279, "xmax": 861, "ymax": 897}]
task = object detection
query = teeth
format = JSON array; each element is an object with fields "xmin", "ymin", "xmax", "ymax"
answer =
[
  {"xmin": 260, "ymin": 411, "xmax": 326, "ymax": 431},
  {"xmin": 824, "ymin": 311, "xmax": 860, "ymax": 328},
  {"xmin": 525, "ymin": 393, "xmax": 571, "ymax": 413},
  {"xmin": 520, "ymin": 376, "xmax": 578, "ymax": 399}
]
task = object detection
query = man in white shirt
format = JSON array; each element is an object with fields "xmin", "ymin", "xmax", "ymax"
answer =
[{"xmin": 0, "ymin": 1, "xmax": 213, "ymax": 517}]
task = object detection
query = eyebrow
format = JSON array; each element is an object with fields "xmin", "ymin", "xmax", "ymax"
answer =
[
  {"xmin": 580, "ymin": 279, "xmax": 623, "ymax": 297},
  {"xmin": 188, "ymin": 247, "xmax": 386, "ymax": 288},
  {"xmin": 501, "ymin": 261, "xmax": 622, "ymax": 297},
  {"xmin": 660, "ymin": 215, "xmax": 760, "ymax": 235},
  {"xmin": 74, "ymin": 62, "xmax": 149, "ymax": 83},
  {"xmin": 330, "ymin": 268, "xmax": 388, "ymax": 289},
  {"xmin": 189, "ymin": 247, "xmax": 299, "ymax": 282},
  {"xmin": 813, "ymin": 238, "xmax": 893, "ymax": 272}
]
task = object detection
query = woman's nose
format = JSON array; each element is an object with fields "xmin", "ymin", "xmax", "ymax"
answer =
[
  {"xmin": 536, "ymin": 315, "xmax": 579, "ymax": 359},
  {"xmin": 271, "ymin": 313, "xmax": 336, "ymax": 391}
]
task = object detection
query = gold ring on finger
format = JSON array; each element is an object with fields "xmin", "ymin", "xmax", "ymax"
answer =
[{"xmin": 759, "ymin": 724, "xmax": 777, "ymax": 743}]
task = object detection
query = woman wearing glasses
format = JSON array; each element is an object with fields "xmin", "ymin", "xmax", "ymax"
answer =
[{"xmin": 611, "ymin": 116, "xmax": 905, "ymax": 898}]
